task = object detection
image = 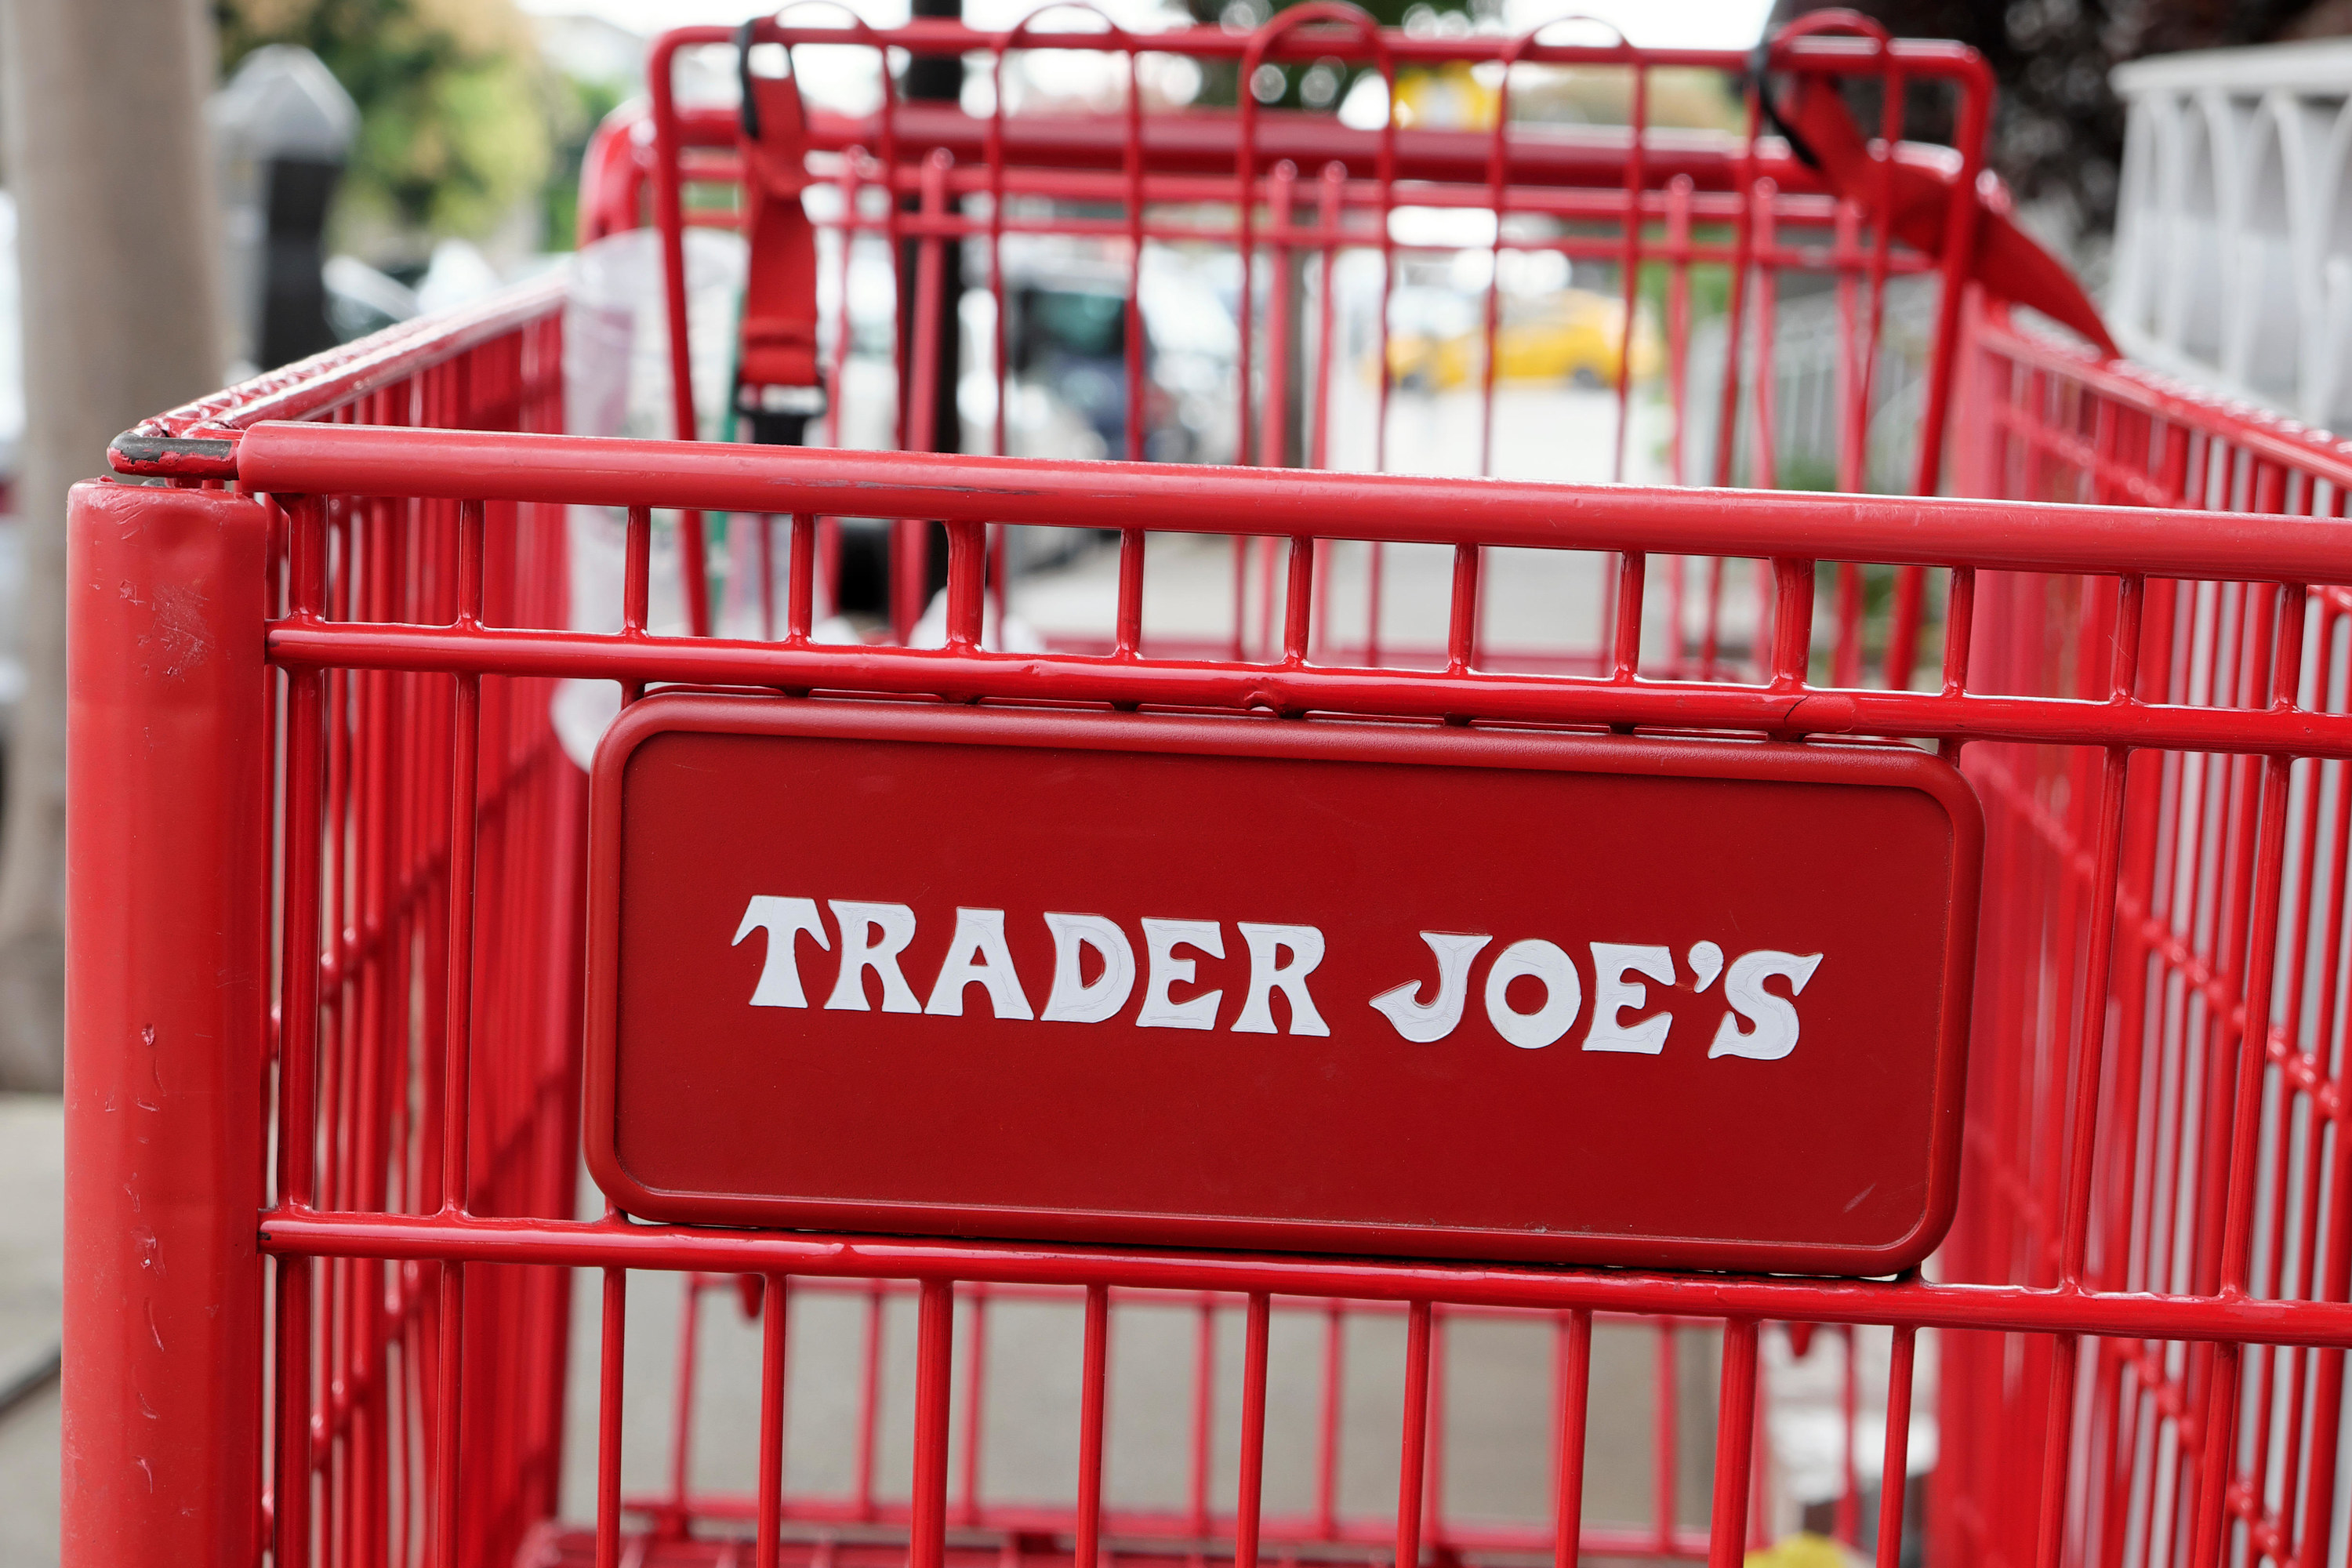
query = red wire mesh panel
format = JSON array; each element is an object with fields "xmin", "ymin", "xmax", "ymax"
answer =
[
  {"xmin": 583, "ymin": 12, "xmax": 2053, "ymax": 681},
  {"xmin": 1941, "ymin": 303, "xmax": 2352, "ymax": 1568},
  {"xmin": 57, "ymin": 16, "xmax": 2352, "ymax": 1568}
]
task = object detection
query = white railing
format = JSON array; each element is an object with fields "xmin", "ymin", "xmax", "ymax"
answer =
[{"xmin": 2110, "ymin": 40, "xmax": 2352, "ymax": 430}]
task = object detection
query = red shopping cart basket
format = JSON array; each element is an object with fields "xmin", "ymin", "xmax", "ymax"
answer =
[{"xmin": 61, "ymin": 13, "xmax": 2352, "ymax": 1568}]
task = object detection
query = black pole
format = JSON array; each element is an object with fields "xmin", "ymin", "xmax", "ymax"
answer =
[
  {"xmin": 901, "ymin": 0, "xmax": 964, "ymax": 467},
  {"xmin": 892, "ymin": 0, "xmax": 964, "ymax": 611}
]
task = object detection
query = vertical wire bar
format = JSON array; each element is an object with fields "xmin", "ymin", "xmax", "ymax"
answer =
[
  {"xmin": 758, "ymin": 517, "xmax": 777, "ymax": 641},
  {"xmin": 855, "ymin": 1283, "xmax": 884, "ymax": 1519},
  {"xmin": 825, "ymin": 152, "xmax": 861, "ymax": 455},
  {"xmin": 987, "ymin": 49, "xmax": 1011, "ymax": 459},
  {"xmin": 349, "ymin": 489, "xmax": 396, "ymax": 1568},
  {"xmin": 1428, "ymin": 1308, "xmax": 1449, "ymax": 1549},
  {"xmin": 788, "ymin": 515, "xmax": 815, "ymax": 643},
  {"xmin": 1232, "ymin": 538, "xmax": 1250, "ymax": 663},
  {"xmin": 2035, "ymin": 579, "xmax": 2147, "ymax": 1568},
  {"xmin": 910, "ymin": 1279, "xmax": 956, "ymax": 1568},
  {"xmin": 1610, "ymin": 57, "xmax": 1647, "ymax": 485},
  {"xmin": 1770, "ymin": 558, "xmax": 1816, "ymax": 691},
  {"xmin": 1746, "ymin": 186, "xmax": 1782, "ymax": 494},
  {"xmin": 1700, "ymin": 557, "xmax": 1724, "ymax": 682},
  {"xmin": 1613, "ymin": 553, "xmax": 1646, "ymax": 681},
  {"xmin": 1237, "ymin": 1293, "xmax": 1271, "ymax": 1568},
  {"xmin": 1654, "ymin": 1323, "xmax": 1679, "ymax": 1555},
  {"xmin": 622, "ymin": 505, "xmax": 649, "ymax": 633},
  {"xmin": 1831, "ymin": 199, "xmax": 1862, "ymax": 495},
  {"xmin": 1309, "ymin": 161, "xmax": 1344, "ymax": 477},
  {"xmin": 1316, "ymin": 1303, "xmax": 1344, "ymax": 1540},
  {"xmin": 2294, "ymin": 610, "xmax": 2352, "ymax": 1568},
  {"xmin": 1937, "ymin": 568, "xmax": 1977, "ymax": 765},
  {"xmin": 648, "ymin": 46, "xmax": 710, "ymax": 638},
  {"xmin": 2191, "ymin": 583, "xmax": 2310, "ymax": 1568},
  {"xmin": 1115, "ymin": 529, "xmax": 1145, "ymax": 659},
  {"xmin": 1371, "ymin": 48, "xmax": 1396, "ymax": 478},
  {"xmin": 2258, "ymin": 609, "xmax": 2329, "ymax": 1554},
  {"xmin": 988, "ymin": 524, "xmax": 1008, "ymax": 637},
  {"xmin": 621, "ymin": 504, "xmax": 650, "ymax": 706},
  {"xmin": 1122, "ymin": 38, "xmax": 1145, "ymax": 461},
  {"xmin": 1875, "ymin": 1327, "xmax": 1917, "ymax": 1568},
  {"xmin": 1310, "ymin": 535, "xmax": 1332, "ymax": 662},
  {"xmin": 1860, "ymin": 65, "xmax": 1928, "ymax": 684},
  {"xmin": 319, "ymin": 500, "xmax": 353, "ymax": 1568},
  {"xmin": 1283, "ymin": 537, "xmax": 1315, "ymax": 664},
  {"xmin": 1837, "ymin": 1327, "xmax": 1860, "ymax": 1548},
  {"xmin": 957, "ymin": 1289, "xmax": 987, "ymax": 1526},
  {"xmin": 946, "ymin": 519, "xmax": 986, "ymax": 652},
  {"xmin": 1553, "ymin": 1311, "xmax": 1592, "ymax": 1568},
  {"xmin": 1665, "ymin": 173, "xmax": 1693, "ymax": 491},
  {"xmin": 1234, "ymin": 60, "xmax": 1259, "ymax": 470},
  {"xmin": 1942, "ymin": 569, "xmax": 1977, "ymax": 695},
  {"xmin": 1189, "ymin": 1298, "xmax": 1214, "ymax": 1536},
  {"xmin": 320, "ymin": 500, "xmax": 353, "ymax": 1568},
  {"xmin": 756, "ymin": 1276, "xmax": 789, "ymax": 1568},
  {"xmin": 1447, "ymin": 546, "xmax": 1481, "ymax": 677},
  {"xmin": 594, "ymin": 1269, "xmax": 626, "ymax": 1568},
  {"xmin": 1260, "ymin": 163, "xmax": 1297, "ymax": 472},
  {"xmin": 278, "ymin": 494, "xmax": 330, "ymax": 1568},
  {"xmin": 667, "ymin": 1294, "xmax": 704, "ymax": 1520},
  {"xmin": 430, "ymin": 497, "xmax": 485, "ymax": 1568},
  {"xmin": 1256, "ymin": 536, "xmax": 1278, "ymax": 664},
  {"xmin": 1707, "ymin": 1323, "xmax": 1762, "ymax": 1568},
  {"xmin": 1475, "ymin": 50, "xmax": 1510, "ymax": 484},
  {"xmin": 895, "ymin": 150, "xmax": 953, "ymax": 641},
  {"xmin": 1077, "ymin": 1284, "xmax": 1109, "ymax": 1568},
  {"xmin": 1397, "ymin": 1302, "xmax": 1434, "ymax": 1568}
]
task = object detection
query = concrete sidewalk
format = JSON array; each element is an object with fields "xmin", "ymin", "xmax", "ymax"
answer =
[{"xmin": 0, "ymin": 1094, "xmax": 63, "ymax": 1567}]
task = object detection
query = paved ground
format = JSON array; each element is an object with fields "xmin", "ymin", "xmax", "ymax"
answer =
[{"xmin": 0, "ymin": 1094, "xmax": 63, "ymax": 1567}]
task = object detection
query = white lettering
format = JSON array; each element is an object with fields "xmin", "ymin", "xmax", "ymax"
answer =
[
  {"xmin": 924, "ymin": 908, "xmax": 1034, "ymax": 1020},
  {"xmin": 1582, "ymin": 943, "xmax": 1675, "ymax": 1054},
  {"xmin": 732, "ymin": 895, "xmax": 830, "ymax": 1007},
  {"xmin": 824, "ymin": 900, "xmax": 922, "ymax": 1014},
  {"xmin": 1232, "ymin": 923, "xmax": 1330, "ymax": 1036},
  {"xmin": 1040, "ymin": 913, "xmax": 1136, "ymax": 1024},
  {"xmin": 1483, "ymin": 938, "xmax": 1582, "ymax": 1049},
  {"xmin": 1138, "ymin": 918, "xmax": 1223, "ymax": 1030},
  {"xmin": 731, "ymin": 893, "xmax": 1831, "ymax": 1069},
  {"xmin": 1369, "ymin": 932, "xmax": 1492, "ymax": 1043},
  {"xmin": 1707, "ymin": 951, "xmax": 1824, "ymax": 1061}
]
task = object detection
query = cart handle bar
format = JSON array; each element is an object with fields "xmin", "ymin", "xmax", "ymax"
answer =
[
  {"xmin": 109, "ymin": 273, "xmax": 567, "ymax": 472},
  {"xmin": 124, "ymin": 419, "xmax": 2352, "ymax": 589}
]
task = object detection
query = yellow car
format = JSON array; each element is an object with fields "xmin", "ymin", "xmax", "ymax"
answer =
[{"xmin": 1388, "ymin": 286, "xmax": 1663, "ymax": 392}]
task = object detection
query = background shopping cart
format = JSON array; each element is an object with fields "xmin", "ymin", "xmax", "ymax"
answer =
[{"xmin": 65, "ymin": 13, "xmax": 2352, "ymax": 1568}]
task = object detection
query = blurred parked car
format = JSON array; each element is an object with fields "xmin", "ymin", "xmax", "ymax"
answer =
[
  {"xmin": 996, "ymin": 247, "xmax": 1237, "ymax": 466},
  {"xmin": 1388, "ymin": 285, "xmax": 1662, "ymax": 392}
]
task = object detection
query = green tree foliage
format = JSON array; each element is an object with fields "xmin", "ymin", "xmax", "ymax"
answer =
[
  {"xmin": 217, "ymin": 0, "xmax": 554, "ymax": 250},
  {"xmin": 543, "ymin": 73, "xmax": 626, "ymax": 252}
]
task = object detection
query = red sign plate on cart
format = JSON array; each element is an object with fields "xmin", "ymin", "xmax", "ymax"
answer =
[{"xmin": 584, "ymin": 697, "xmax": 1981, "ymax": 1275}]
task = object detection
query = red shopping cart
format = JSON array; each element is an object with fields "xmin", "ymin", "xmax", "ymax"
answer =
[{"xmin": 63, "ymin": 13, "xmax": 2352, "ymax": 1568}]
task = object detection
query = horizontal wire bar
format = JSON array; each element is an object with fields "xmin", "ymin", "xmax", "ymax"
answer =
[
  {"xmin": 266, "ymin": 622, "xmax": 2352, "ymax": 760},
  {"xmin": 690, "ymin": 16, "xmax": 1984, "ymax": 74},
  {"xmin": 233, "ymin": 426, "xmax": 2352, "ymax": 586},
  {"xmin": 617, "ymin": 1493, "xmax": 1713, "ymax": 1559},
  {"xmin": 259, "ymin": 1209, "xmax": 2352, "ymax": 1348}
]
